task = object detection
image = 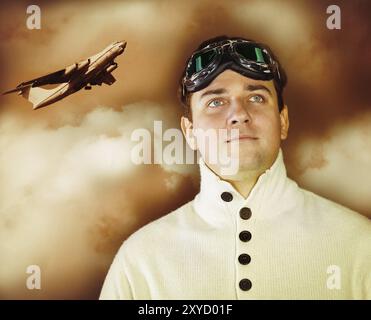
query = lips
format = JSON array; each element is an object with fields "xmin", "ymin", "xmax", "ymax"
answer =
[{"xmin": 226, "ymin": 134, "xmax": 258, "ymax": 143}]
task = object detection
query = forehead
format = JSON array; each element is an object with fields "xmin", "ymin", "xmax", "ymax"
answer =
[{"xmin": 190, "ymin": 69, "xmax": 276, "ymax": 103}]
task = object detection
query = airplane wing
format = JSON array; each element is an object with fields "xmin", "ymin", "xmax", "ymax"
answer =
[
  {"xmin": 3, "ymin": 59, "xmax": 90, "ymax": 95},
  {"xmin": 3, "ymin": 69, "xmax": 67, "ymax": 94},
  {"xmin": 90, "ymin": 71, "xmax": 116, "ymax": 86}
]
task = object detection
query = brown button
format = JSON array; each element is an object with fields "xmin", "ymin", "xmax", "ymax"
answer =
[
  {"xmin": 238, "ymin": 254, "xmax": 251, "ymax": 265},
  {"xmin": 239, "ymin": 231, "xmax": 252, "ymax": 242},
  {"xmin": 239, "ymin": 279, "xmax": 252, "ymax": 291},
  {"xmin": 221, "ymin": 192, "xmax": 233, "ymax": 202},
  {"xmin": 239, "ymin": 207, "xmax": 252, "ymax": 220}
]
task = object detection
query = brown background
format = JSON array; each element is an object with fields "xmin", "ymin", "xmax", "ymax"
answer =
[{"xmin": 0, "ymin": 0, "xmax": 370, "ymax": 299}]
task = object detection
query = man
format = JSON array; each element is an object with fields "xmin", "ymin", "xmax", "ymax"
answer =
[{"xmin": 100, "ymin": 36, "xmax": 371, "ymax": 299}]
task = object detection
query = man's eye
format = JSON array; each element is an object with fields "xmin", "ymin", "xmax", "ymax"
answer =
[
  {"xmin": 249, "ymin": 95, "xmax": 264, "ymax": 103},
  {"xmin": 207, "ymin": 99, "xmax": 225, "ymax": 108}
]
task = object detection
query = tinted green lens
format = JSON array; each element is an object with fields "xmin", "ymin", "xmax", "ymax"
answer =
[
  {"xmin": 235, "ymin": 43, "xmax": 269, "ymax": 64},
  {"xmin": 190, "ymin": 49, "xmax": 217, "ymax": 74},
  {"xmin": 254, "ymin": 47, "xmax": 265, "ymax": 63}
]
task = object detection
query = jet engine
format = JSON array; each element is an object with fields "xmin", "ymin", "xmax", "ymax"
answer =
[
  {"xmin": 64, "ymin": 64, "xmax": 77, "ymax": 76},
  {"xmin": 77, "ymin": 59, "xmax": 90, "ymax": 70},
  {"xmin": 64, "ymin": 59, "xmax": 90, "ymax": 76},
  {"xmin": 106, "ymin": 63, "xmax": 118, "ymax": 73}
]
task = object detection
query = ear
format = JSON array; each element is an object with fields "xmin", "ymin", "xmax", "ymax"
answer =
[
  {"xmin": 279, "ymin": 105, "xmax": 289, "ymax": 140},
  {"xmin": 180, "ymin": 116, "xmax": 197, "ymax": 150}
]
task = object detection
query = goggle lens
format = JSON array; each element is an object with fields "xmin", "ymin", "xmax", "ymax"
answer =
[
  {"xmin": 234, "ymin": 43, "xmax": 270, "ymax": 64},
  {"xmin": 188, "ymin": 49, "xmax": 217, "ymax": 75},
  {"xmin": 187, "ymin": 42, "xmax": 272, "ymax": 78}
]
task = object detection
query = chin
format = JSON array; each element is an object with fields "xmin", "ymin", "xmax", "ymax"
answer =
[{"xmin": 234, "ymin": 150, "xmax": 265, "ymax": 171}]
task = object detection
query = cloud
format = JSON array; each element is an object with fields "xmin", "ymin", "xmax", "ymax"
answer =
[
  {"xmin": 295, "ymin": 112, "xmax": 371, "ymax": 216},
  {"xmin": 0, "ymin": 101, "xmax": 197, "ymax": 298}
]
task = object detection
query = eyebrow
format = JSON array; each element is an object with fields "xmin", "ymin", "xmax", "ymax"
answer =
[{"xmin": 200, "ymin": 84, "xmax": 272, "ymax": 100}]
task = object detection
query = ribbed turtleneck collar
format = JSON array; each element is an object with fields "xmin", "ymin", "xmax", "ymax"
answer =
[{"xmin": 193, "ymin": 149, "xmax": 298, "ymax": 226}]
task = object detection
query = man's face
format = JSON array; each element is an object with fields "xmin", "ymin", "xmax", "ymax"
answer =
[{"xmin": 181, "ymin": 69, "xmax": 289, "ymax": 177}]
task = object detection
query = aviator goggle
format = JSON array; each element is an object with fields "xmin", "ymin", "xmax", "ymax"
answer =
[{"xmin": 181, "ymin": 39, "xmax": 282, "ymax": 100}]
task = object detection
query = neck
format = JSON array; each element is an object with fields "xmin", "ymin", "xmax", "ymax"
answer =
[
  {"xmin": 226, "ymin": 176, "xmax": 259, "ymax": 199},
  {"xmin": 205, "ymin": 163, "xmax": 265, "ymax": 199}
]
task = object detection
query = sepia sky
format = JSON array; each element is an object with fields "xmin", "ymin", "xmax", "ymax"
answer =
[{"xmin": 0, "ymin": 0, "xmax": 370, "ymax": 299}]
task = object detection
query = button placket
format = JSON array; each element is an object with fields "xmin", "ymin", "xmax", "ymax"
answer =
[
  {"xmin": 220, "ymin": 192, "xmax": 254, "ymax": 295},
  {"xmin": 236, "ymin": 206, "xmax": 253, "ymax": 295}
]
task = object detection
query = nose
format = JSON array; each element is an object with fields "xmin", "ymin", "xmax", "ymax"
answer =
[
  {"xmin": 119, "ymin": 41, "xmax": 127, "ymax": 49},
  {"xmin": 229, "ymin": 100, "xmax": 251, "ymax": 126},
  {"xmin": 116, "ymin": 41, "xmax": 127, "ymax": 53}
]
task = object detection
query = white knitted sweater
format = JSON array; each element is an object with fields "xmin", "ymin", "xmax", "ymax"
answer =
[{"xmin": 100, "ymin": 149, "xmax": 371, "ymax": 299}]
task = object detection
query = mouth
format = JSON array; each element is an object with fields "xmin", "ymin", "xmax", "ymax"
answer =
[{"xmin": 226, "ymin": 135, "xmax": 258, "ymax": 143}]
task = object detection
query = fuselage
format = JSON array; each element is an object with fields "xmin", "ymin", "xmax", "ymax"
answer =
[{"xmin": 34, "ymin": 41, "xmax": 126, "ymax": 109}]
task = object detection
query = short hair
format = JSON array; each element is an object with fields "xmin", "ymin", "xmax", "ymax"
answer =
[{"xmin": 178, "ymin": 35, "xmax": 288, "ymax": 119}]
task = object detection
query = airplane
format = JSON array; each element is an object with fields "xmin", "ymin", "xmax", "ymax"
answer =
[{"xmin": 2, "ymin": 41, "xmax": 127, "ymax": 109}]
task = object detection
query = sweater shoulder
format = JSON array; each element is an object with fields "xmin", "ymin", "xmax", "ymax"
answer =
[
  {"xmin": 120, "ymin": 200, "xmax": 195, "ymax": 253},
  {"xmin": 299, "ymin": 186, "xmax": 371, "ymax": 234}
]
